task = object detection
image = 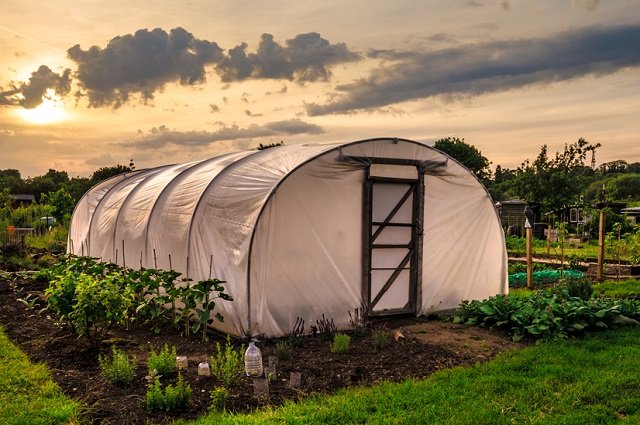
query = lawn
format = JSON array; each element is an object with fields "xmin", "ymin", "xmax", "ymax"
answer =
[
  {"xmin": 183, "ymin": 326, "xmax": 640, "ymax": 425},
  {"xmin": 0, "ymin": 325, "xmax": 79, "ymax": 425}
]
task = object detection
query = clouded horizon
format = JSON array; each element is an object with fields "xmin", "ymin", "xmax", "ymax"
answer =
[{"xmin": 1, "ymin": 0, "xmax": 639, "ymax": 177}]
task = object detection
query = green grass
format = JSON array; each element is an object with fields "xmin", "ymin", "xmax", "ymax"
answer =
[
  {"xmin": 594, "ymin": 279, "xmax": 640, "ymax": 299},
  {"xmin": 181, "ymin": 327, "xmax": 640, "ymax": 425},
  {"xmin": 0, "ymin": 325, "xmax": 79, "ymax": 425}
]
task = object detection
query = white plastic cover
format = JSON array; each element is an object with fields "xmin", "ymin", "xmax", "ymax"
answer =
[{"xmin": 68, "ymin": 138, "xmax": 507, "ymax": 337}]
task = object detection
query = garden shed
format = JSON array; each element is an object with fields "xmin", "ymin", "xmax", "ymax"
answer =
[{"xmin": 68, "ymin": 138, "xmax": 507, "ymax": 337}]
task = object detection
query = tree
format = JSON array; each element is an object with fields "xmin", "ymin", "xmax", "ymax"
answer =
[
  {"xmin": 0, "ymin": 169, "xmax": 25, "ymax": 193},
  {"xmin": 509, "ymin": 138, "xmax": 600, "ymax": 212},
  {"xmin": 256, "ymin": 141, "xmax": 284, "ymax": 150},
  {"xmin": 434, "ymin": 137, "xmax": 492, "ymax": 182},
  {"xmin": 41, "ymin": 188, "xmax": 75, "ymax": 224},
  {"xmin": 63, "ymin": 177, "xmax": 92, "ymax": 203},
  {"xmin": 90, "ymin": 164, "xmax": 133, "ymax": 185},
  {"xmin": 597, "ymin": 160, "xmax": 627, "ymax": 175}
]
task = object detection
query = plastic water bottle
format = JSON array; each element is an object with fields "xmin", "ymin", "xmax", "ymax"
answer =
[{"xmin": 244, "ymin": 341, "xmax": 263, "ymax": 377}]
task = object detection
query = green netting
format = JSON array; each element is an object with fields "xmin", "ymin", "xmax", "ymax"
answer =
[{"xmin": 509, "ymin": 269, "xmax": 584, "ymax": 287}]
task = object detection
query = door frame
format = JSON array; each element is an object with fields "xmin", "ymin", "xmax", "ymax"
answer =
[{"xmin": 362, "ymin": 160, "xmax": 425, "ymax": 317}]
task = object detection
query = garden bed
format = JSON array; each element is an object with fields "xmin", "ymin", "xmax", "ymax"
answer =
[{"xmin": 0, "ymin": 275, "xmax": 522, "ymax": 424}]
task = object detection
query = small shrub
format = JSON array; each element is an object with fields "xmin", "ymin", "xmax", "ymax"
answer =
[
  {"xmin": 98, "ymin": 346, "xmax": 136, "ymax": 386},
  {"xmin": 146, "ymin": 378, "xmax": 164, "ymax": 411},
  {"xmin": 286, "ymin": 317, "xmax": 305, "ymax": 347},
  {"xmin": 372, "ymin": 330, "xmax": 389, "ymax": 349},
  {"xmin": 210, "ymin": 336, "xmax": 244, "ymax": 387},
  {"xmin": 146, "ymin": 373, "xmax": 191, "ymax": 412},
  {"xmin": 315, "ymin": 314, "xmax": 337, "ymax": 341},
  {"xmin": 148, "ymin": 343, "xmax": 177, "ymax": 376},
  {"xmin": 46, "ymin": 271, "xmax": 133, "ymax": 340},
  {"xmin": 560, "ymin": 278, "xmax": 593, "ymax": 301},
  {"xmin": 275, "ymin": 341, "xmax": 292, "ymax": 361},
  {"xmin": 209, "ymin": 386, "xmax": 228, "ymax": 412},
  {"xmin": 164, "ymin": 373, "xmax": 192, "ymax": 411},
  {"xmin": 331, "ymin": 333, "xmax": 351, "ymax": 354}
]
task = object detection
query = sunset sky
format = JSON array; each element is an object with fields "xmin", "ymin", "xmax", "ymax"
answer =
[{"xmin": 1, "ymin": 0, "xmax": 639, "ymax": 177}]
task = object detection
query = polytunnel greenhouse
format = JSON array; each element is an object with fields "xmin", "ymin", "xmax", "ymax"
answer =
[{"xmin": 68, "ymin": 137, "xmax": 508, "ymax": 337}]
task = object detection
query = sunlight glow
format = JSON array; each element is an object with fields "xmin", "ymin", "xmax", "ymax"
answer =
[{"xmin": 17, "ymin": 94, "xmax": 66, "ymax": 124}]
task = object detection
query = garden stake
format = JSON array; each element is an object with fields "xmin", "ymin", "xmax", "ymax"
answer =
[
  {"xmin": 153, "ymin": 249, "xmax": 158, "ymax": 269},
  {"xmin": 122, "ymin": 240, "xmax": 126, "ymax": 268},
  {"xmin": 597, "ymin": 209, "xmax": 605, "ymax": 281}
]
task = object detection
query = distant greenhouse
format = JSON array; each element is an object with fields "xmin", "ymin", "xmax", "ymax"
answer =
[{"xmin": 68, "ymin": 137, "xmax": 507, "ymax": 337}]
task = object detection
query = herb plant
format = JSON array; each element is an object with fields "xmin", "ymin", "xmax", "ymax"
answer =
[
  {"xmin": 210, "ymin": 336, "xmax": 244, "ymax": 387},
  {"xmin": 98, "ymin": 346, "xmax": 136, "ymax": 386},
  {"xmin": 145, "ymin": 373, "xmax": 191, "ymax": 412},
  {"xmin": 148, "ymin": 343, "xmax": 177, "ymax": 376},
  {"xmin": 331, "ymin": 333, "xmax": 351, "ymax": 354},
  {"xmin": 209, "ymin": 386, "xmax": 228, "ymax": 412}
]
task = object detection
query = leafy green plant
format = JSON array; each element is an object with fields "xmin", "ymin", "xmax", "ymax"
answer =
[
  {"xmin": 148, "ymin": 344, "xmax": 177, "ymax": 376},
  {"xmin": 131, "ymin": 268, "xmax": 169, "ymax": 334},
  {"xmin": 275, "ymin": 341, "xmax": 292, "ymax": 361},
  {"xmin": 185, "ymin": 278, "xmax": 232, "ymax": 343},
  {"xmin": 331, "ymin": 333, "xmax": 351, "ymax": 354},
  {"xmin": 70, "ymin": 272, "xmax": 134, "ymax": 340},
  {"xmin": 210, "ymin": 336, "xmax": 244, "ymax": 387},
  {"xmin": 372, "ymin": 330, "xmax": 389, "ymax": 349},
  {"xmin": 98, "ymin": 346, "xmax": 136, "ymax": 386},
  {"xmin": 46, "ymin": 271, "xmax": 134, "ymax": 340},
  {"xmin": 44, "ymin": 270, "xmax": 78, "ymax": 332},
  {"xmin": 453, "ymin": 290, "xmax": 640, "ymax": 342},
  {"xmin": 209, "ymin": 386, "xmax": 228, "ymax": 412},
  {"xmin": 145, "ymin": 373, "xmax": 191, "ymax": 412},
  {"xmin": 593, "ymin": 279, "xmax": 640, "ymax": 299}
]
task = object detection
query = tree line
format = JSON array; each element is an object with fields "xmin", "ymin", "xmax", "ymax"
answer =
[
  {"xmin": 1, "ymin": 140, "xmax": 640, "ymax": 226},
  {"xmin": 434, "ymin": 137, "xmax": 640, "ymax": 213}
]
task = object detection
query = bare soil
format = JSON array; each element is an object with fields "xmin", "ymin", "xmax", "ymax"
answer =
[{"xmin": 0, "ymin": 275, "xmax": 524, "ymax": 424}]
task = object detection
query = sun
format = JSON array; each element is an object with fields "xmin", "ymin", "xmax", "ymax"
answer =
[{"xmin": 17, "ymin": 94, "xmax": 67, "ymax": 125}]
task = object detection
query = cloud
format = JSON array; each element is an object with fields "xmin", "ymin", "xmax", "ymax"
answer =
[
  {"xmin": 306, "ymin": 24, "xmax": 640, "ymax": 115},
  {"xmin": 85, "ymin": 153, "xmax": 116, "ymax": 166},
  {"xmin": 464, "ymin": 1, "xmax": 484, "ymax": 8},
  {"xmin": 209, "ymin": 104, "xmax": 220, "ymax": 113},
  {"xmin": 573, "ymin": 0, "xmax": 599, "ymax": 13},
  {"xmin": 129, "ymin": 118, "xmax": 324, "ymax": 148},
  {"xmin": 64, "ymin": 28, "xmax": 359, "ymax": 108},
  {"xmin": 0, "ymin": 65, "xmax": 71, "ymax": 108},
  {"xmin": 216, "ymin": 32, "xmax": 361, "ymax": 83},
  {"xmin": 68, "ymin": 27, "xmax": 224, "ymax": 107}
]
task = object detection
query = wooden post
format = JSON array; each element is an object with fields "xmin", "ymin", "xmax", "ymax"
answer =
[
  {"xmin": 597, "ymin": 209, "xmax": 606, "ymax": 281},
  {"xmin": 526, "ymin": 226, "xmax": 533, "ymax": 289}
]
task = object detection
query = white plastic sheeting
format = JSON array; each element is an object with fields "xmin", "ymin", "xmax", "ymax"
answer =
[{"xmin": 68, "ymin": 138, "xmax": 507, "ymax": 337}]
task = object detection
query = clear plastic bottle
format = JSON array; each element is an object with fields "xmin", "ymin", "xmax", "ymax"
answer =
[{"xmin": 244, "ymin": 341, "xmax": 263, "ymax": 377}]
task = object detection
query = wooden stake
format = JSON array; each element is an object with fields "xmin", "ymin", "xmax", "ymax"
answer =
[
  {"xmin": 140, "ymin": 251, "xmax": 143, "ymax": 270},
  {"xmin": 209, "ymin": 254, "xmax": 213, "ymax": 280},
  {"xmin": 526, "ymin": 226, "xmax": 533, "ymax": 289},
  {"xmin": 597, "ymin": 209, "xmax": 606, "ymax": 281},
  {"xmin": 168, "ymin": 254, "xmax": 173, "ymax": 270},
  {"xmin": 122, "ymin": 240, "xmax": 126, "ymax": 268},
  {"xmin": 153, "ymin": 249, "xmax": 158, "ymax": 269}
]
